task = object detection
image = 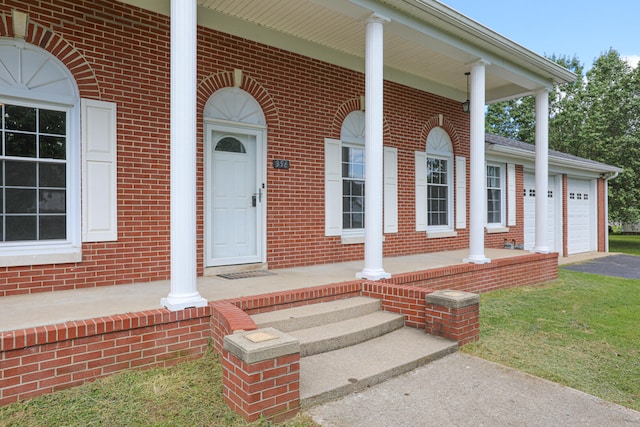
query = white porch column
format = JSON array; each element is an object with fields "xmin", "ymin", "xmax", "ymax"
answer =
[
  {"xmin": 464, "ymin": 61, "xmax": 490, "ymax": 264},
  {"xmin": 534, "ymin": 89, "xmax": 550, "ymax": 254},
  {"xmin": 161, "ymin": 0, "xmax": 207, "ymax": 311},
  {"xmin": 357, "ymin": 14, "xmax": 390, "ymax": 281}
]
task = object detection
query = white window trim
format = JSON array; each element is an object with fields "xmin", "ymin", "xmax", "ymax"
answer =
[
  {"xmin": 426, "ymin": 153, "xmax": 454, "ymax": 234},
  {"xmin": 0, "ymin": 99, "xmax": 82, "ymax": 267},
  {"xmin": 486, "ymin": 162, "xmax": 507, "ymax": 229}
]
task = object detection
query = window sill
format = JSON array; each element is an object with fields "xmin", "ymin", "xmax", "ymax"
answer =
[
  {"xmin": 426, "ymin": 230, "xmax": 458, "ymax": 239},
  {"xmin": 341, "ymin": 235, "xmax": 386, "ymax": 245},
  {"xmin": 0, "ymin": 246, "xmax": 82, "ymax": 267},
  {"xmin": 486, "ymin": 226, "xmax": 510, "ymax": 234}
]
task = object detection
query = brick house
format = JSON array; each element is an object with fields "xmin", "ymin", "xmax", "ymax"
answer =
[
  {"xmin": 0, "ymin": 0, "xmax": 621, "ymax": 415},
  {"xmin": 0, "ymin": 0, "xmax": 620, "ymax": 301}
]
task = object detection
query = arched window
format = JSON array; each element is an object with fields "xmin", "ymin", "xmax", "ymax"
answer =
[
  {"xmin": 340, "ymin": 111, "xmax": 365, "ymax": 231},
  {"xmin": 204, "ymin": 87, "xmax": 265, "ymax": 125},
  {"xmin": 426, "ymin": 127, "xmax": 453, "ymax": 231},
  {"xmin": 0, "ymin": 39, "xmax": 82, "ymax": 266}
]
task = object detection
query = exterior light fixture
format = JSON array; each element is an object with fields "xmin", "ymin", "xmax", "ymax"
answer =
[{"xmin": 462, "ymin": 72, "xmax": 470, "ymax": 113}]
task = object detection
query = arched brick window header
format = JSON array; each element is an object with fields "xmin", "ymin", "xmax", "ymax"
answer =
[
  {"xmin": 0, "ymin": 12, "xmax": 101, "ymax": 99},
  {"xmin": 420, "ymin": 115, "xmax": 461, "ymax": 153},
  {"xmin": 197, "ymin": 70, "xmax": 280, "ymax": 129},
  {"xmin": 330, "ymin": 97, "xmax": 392, "ymax": 142}
]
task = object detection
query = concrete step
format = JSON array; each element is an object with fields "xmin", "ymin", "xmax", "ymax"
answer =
[
  {"xmin": 251, "ymin": 296, "xmax": 381, "ymax": 332},
  {"xmin": 292, "ymin": 311, "xmax": 405, "ymax": 357},
  {"xmin": 300, "ymin": 327, "xmax": 458, "ymax": 408}
]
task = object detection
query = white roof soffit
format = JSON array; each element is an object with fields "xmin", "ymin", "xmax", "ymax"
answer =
[{"xmin": 117, "ymin": 0, "xmax": 575, "ymax": 103}]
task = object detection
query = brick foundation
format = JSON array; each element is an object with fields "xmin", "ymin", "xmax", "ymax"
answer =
[{"xmin": 0, "ymin": 307, "xmax": 211, "ymax": 407}]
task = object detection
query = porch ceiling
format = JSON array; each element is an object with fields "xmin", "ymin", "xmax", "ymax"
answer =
[{"xmin": 119, "ymin": 0, "xmax": 575, "ymax": 103}]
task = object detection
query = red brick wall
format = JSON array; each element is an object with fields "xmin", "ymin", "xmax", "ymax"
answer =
[
  {"xmin": 0, "ymin": 1, "xmax": 529, "ymax": 296},
  {"xmin": 0, "ymin": 307, "xmax": 211, "ymax": 406}
]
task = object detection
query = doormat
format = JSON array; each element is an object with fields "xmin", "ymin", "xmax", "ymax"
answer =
[{"xmin": 217, "ymin": 270, "xmax": 277, "ymax": 280}]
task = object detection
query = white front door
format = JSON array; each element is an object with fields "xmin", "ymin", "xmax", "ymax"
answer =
[{"xmin": 206, "ymin": 126, "xmax": 264, "ymax": 266}]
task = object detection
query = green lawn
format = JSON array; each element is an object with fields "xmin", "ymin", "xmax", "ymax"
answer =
[
  {"xmin": 0, "ymin": 351, "xmax": 317, "ymax": 427},
  {"xmin": 463, "ymin": 269, "xmax": 640, "ymax": 411},
  {"xmin": 609, "ymin": 233, "xmax": 640, "ymax": 255}
]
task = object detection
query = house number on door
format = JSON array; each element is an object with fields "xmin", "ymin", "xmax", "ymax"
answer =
[{"xmin": 273, "ymin": 159, "xmax": 290, "ymax": 169}]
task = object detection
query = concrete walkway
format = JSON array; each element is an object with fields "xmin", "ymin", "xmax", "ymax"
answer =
[{"xmin": 306, "ymin": 352, "xmax": 640, "ymax": 427}]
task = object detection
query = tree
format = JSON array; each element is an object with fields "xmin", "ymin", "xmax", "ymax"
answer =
[{"xmin": 485, "ymin": 50, "xmax": 640, "ymax": 224}]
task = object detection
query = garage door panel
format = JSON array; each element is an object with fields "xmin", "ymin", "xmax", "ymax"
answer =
[
  {"xmin": 567, "ymin": 179, "xmax": 593, "ymax": 254},
  {"xmin": 523, "ymin": 173, "xmax": 556, "ymax": 252}
]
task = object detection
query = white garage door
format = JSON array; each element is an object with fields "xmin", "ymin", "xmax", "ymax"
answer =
[
  {"xmin": 567, "ymin": 178, "xmax": 595, "ymax": 254},
  {"xmin": 523, "ymin": 173, "xmax": 557, "ymax": 251}
]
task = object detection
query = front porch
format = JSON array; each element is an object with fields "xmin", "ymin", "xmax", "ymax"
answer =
[
  {"xmin": 0, "ymin": 249, "xmax": 606, "ymax": 409},
  {"xmin": 1, "ymin": 248, "xmax": 559, "ymax": 333}
]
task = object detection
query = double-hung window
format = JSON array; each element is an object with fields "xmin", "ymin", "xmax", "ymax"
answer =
[
  {"xmin": 1, "ymin": 103, "xmax": 68, "ymax": 242},
  {"xmin": 342, "ymin": 144, "xmax": 365, "ymax": 231},
  {"xmin": 427, "ymin": 157, "xmax": 449, "ymax": 227},
  {"xmin": 486, "ymin": 164, "xmax": 505, "ymax": 227},
  {"xmin": 0, "ymin": 39, "xmax": 117, "ymax": 267}
]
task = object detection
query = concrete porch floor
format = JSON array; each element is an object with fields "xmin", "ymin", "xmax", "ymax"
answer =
[{"xmin": 0, "ymin": 249, "xmax": 610, "ymax": 332}]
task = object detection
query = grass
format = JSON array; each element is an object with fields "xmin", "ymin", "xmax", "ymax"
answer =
[
  {"xmin": 463, "ymin": 268, "xmax": 640, "ymax": 411},
  {"xmin": 609, "ymin": 233, "xmax": 640, "ymax": 255},
  {"xmin": 0, "ymin": 351, "xmax": 318, "ymax": 427}
]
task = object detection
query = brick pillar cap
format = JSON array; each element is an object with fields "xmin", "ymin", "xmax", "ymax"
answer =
[
  {"xmin": 224, "ymin": 327, "xmax": 299, "ymax": 364},
  {"xmin": 425, "ymin": 290, "xmax": 479, "ymax": 309}
]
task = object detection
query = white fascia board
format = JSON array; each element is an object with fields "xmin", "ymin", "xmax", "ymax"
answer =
[{"xmin": 486, "ymin": 144, "xmax": 623, "ymax": 176}]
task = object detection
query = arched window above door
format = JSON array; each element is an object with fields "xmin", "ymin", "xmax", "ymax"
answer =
[{"xmin": 204, "ymin": 87, "xmax": 265, "ymax": 126}]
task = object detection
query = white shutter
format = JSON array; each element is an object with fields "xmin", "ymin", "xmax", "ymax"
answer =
[
  {"xmin": 415, "ymin": 151, "xmax": 427, "ymax": 231},
  {"xmin": 384, "ymin": 146, "xmax": 398, "ymax": 233},
  {"xmin": 507, "ymin": 163, "xmax": 516, "ymax": 226},
  {"xmin": 455, "ymin": 156, "xmax": 466, "ymax": 229},
  {"xmin": 325, "ymin": 138, "xmax": 342, "ymax": 236},
  {"xmin": 82, "ymin": 99, "xmax": 117, "ymax": 242}
]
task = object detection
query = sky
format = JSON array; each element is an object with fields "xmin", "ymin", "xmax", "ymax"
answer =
[{"xmin": 440, "ymin": 0, "xmax": 640, "ymax": 71}]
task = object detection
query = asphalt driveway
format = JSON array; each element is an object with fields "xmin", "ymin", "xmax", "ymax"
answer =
[{"xmin": 562, "ymin": 254, "xmax": 640, "ymax": 279}]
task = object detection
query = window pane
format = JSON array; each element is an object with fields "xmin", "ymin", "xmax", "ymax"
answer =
[
  {"xmin": 6, "ymin": 189, "xmax": 37, "ymax": 213},
  {"xmin": 39, "ymin": 136, "xmax": 66, "ymax": 159},
  {"xmin": 39, "ymin": 109, "xmax": 66, "ymax": 135},
  {"xmin": 5, "ymin": 216, "xmax": 37, "ymax": 241},
  {"xmin": 5, "ymin": 105, "xmax": 36, "ymax": 131},
  {"xmin": 39, "ymin": 215, "xmax": 66, "ymax": 240},
  {"xmin": 40, "ymin": 190, "xmax": 66, "ymax": 213},
  {"xmin": 342, "ymin": 213, "xmax": 351, "ymax": 229},
  {"xmin": 5, "ymin": 161, "xmax": 36, "ymax": 186},
  {"xmin": 40, "ymin": 163, "xmax": 66, "ymax": 187},
  {"xmin": 351, "ymin": 212, "xmax": 364, "ymax": 229},
  {"xmin": 6, "ymin": 132, "xmax": 37, "ymax": 157},
  {"xmin": 215, "ymin": 137, "xmax": 246, "ymax": 153}
]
